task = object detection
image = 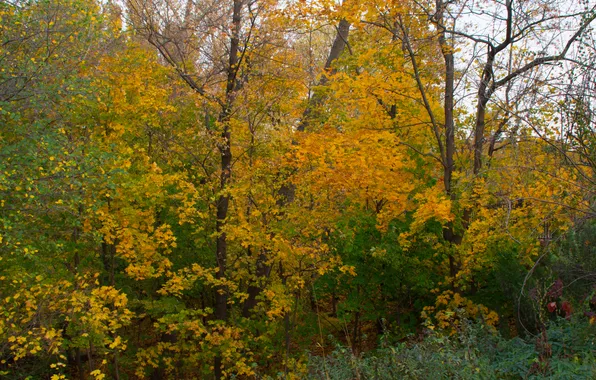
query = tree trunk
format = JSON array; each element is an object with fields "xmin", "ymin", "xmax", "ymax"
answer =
[
  {"xmin": 241, "ymin": 18, "xmax": 351, "ymax": 319},
  {"xmin": 214, "ymin": 1, "xmax": 242, "ymax": 378},
  {"xmin": 242, "ymin": 249, "xmax": 272, "ymax": 318},
  {"xmin": 435, "ymin": 0, "xmax": 461, "ymax": 282},
  {"xmin": 297, "ymin": 19, "xmax": 351, "ymax": 132}
]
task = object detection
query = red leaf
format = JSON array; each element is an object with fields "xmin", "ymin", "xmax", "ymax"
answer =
[
  {"xmin": 562, "ymin": 301, "xmax": 573, "ymax": 318},
  {"xmin": 547, "ymin": 302, "xmax": 557, "ymax": 313}
]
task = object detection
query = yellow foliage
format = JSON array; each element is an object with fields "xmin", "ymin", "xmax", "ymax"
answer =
[
  {"xmin": 422, "ymin": 291, "xmax": 499, "ymax": 335},
  {"xmin": 410, "ymin": 185, "xmax": 454, "ymax": 233}
]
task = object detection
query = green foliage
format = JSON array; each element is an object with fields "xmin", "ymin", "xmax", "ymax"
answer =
[
  {"xmin": 308, "ymin": 318, "xmax": 596, "ymax": 379},
  {"xmin": 314, "ymin": 212, "xmax": 442, "ymax": 350},
  {"xmin": 554, "ymin": 221, "xmax": 596, "ymax": 297}
]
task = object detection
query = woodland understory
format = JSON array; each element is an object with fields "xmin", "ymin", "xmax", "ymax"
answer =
[{"xmin": 2, "ymin": 0, "xmax": 596, "ymax": 378}]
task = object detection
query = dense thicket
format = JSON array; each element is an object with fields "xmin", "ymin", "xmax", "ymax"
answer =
[{"xmin": 1, "ymin": 0, "xmax": 596, "ymax": 378}]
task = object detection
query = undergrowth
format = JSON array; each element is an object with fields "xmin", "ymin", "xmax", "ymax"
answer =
[{"xmin": 307, "ymin": 318, "xmax": 596, "ymax": 379}]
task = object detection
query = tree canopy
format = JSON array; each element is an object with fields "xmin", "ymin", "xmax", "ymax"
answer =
[{"xmin": 2, "ymin": 0, "xmax": 596, "ymax": 378}]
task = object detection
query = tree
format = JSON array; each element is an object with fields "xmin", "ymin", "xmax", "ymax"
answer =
[{"xmin": 359, "ymin": 0, "xmax": 596, "ymax": 284}]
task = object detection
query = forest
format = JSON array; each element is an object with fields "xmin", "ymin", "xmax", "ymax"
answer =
[{"xmin": 2, "ymin": 0, "xmax": 596, "ymax": 378}]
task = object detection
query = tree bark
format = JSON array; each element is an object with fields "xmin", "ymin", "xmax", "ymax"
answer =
[
  {"xmin": 434, "ymin": 0, "xmax": 461, "ymax": 281},
  {"xmin": 214, "ymin": 1, "xmax": 243, "ymax": 378},
  {"xmin": 297, "ymin": 19, "xmax": 351, "ymax": 132}
]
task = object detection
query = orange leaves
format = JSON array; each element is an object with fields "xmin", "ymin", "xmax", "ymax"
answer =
[
  {"xmin": 410, "ymin": 184, "xmax": 454, "ymax": 233},
  {"xmin": 292, "ymin": 128, "xmax": 415, "ymax": 228}
]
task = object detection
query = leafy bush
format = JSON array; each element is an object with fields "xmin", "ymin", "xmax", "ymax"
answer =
[{"xmin": 307, "ymin": 317, "xmax": 596, "ymax": 379}]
